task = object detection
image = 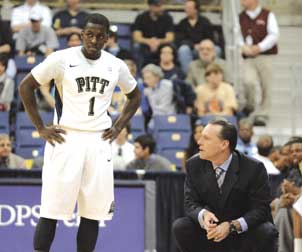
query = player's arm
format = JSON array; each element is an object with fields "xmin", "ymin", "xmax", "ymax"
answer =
[
  {"xmin": 19, "ymin": 73, "xmax": 65, "ymax": 145},
  {"xmin": 102, "ymin": 86, "xmax": 141, "ymax": 142}
]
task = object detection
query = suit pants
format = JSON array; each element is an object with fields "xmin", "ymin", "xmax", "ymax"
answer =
[{"xmin": 173, "ymin": 217, "xmax": 278, "ymax": 252}]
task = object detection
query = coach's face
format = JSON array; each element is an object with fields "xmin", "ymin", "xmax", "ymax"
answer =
[
  {"xmin": 198, "ymin": 124, "xmax": 227, "ymax": 161},
  {"xmin": 81, "ymin": 22, "xmax": 108, "ymax": 59}
]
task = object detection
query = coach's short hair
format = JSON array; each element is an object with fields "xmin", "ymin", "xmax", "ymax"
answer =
[
  {"xmin": 134, "ymin": 134, "xmax": 156, "ymax": 154},
  {"xmin": 84, "ymin": 13, "xmax": 110, "ymax": 33},
  {"xmin": 209, "ymin": 119, "xmax": 237, "ymax": 152}
]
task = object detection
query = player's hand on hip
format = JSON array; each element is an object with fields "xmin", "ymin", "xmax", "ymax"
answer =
[
  {"xmin": 38, "ymin": 125, "xmax": 66, "ymax": 146},
  {"xmin": 203, "ymin": 210, "xmax": 219, "ymax": 232},
  {"xmin": 102, "ymin": 126, "xmax": 120, "ymax": 143},
  {"xmin": 207, "ymin": 221, "xmax": 230, "ymax": 242}
]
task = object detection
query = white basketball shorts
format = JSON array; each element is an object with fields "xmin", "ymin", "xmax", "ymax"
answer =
[{"xmin": 39, "ymin": 129, "xmax": 114, "ymax": 221}]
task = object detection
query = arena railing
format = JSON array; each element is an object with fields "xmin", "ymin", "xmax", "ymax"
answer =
[{"xmin": 0, "ymin": 0, "xmax": 222, "ymax": 11}]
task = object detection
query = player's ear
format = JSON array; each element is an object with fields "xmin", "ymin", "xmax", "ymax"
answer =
[{"xmin": 80, "ymin": 29, "xmax": 85, "ymax": 40}]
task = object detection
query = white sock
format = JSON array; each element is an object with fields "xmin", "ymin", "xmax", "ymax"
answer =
[{"xmin": 294, "ymin": 238, "xmax": 302, "ymax": 252}]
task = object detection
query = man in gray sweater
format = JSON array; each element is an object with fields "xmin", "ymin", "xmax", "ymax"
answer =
[{"xmin": 126, "ymin": 134, "xmax": 172, "ymax": 171}]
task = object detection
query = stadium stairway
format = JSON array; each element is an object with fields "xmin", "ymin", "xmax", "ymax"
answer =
[{"xmin": 254, "ymin": 26, "xmax": 302, "ymax": 145}]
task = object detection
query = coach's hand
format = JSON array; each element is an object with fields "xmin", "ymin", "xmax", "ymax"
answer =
[
  {"xmin": 38, "ymin": 125, "xmax": 66, "ymax": 146},
  {"xmin": 203, "ymin": 210, "xmax": 219, "ymax": 232},
  {"xmin": 207, "ymin": 222, "xmax": 230, "ymax": 242},
  {"xmin": 102, "ymin": 126, "xmax": 120, "ymax": 143}
]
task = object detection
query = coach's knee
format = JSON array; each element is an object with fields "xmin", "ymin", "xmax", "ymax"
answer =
[
  {"xmin": 250, "ymin": 222, "xmax": 279, "ymax": 252},
  {"xmin": 173, "ymin": 217, "xmax": 196, "ymax": 242}
]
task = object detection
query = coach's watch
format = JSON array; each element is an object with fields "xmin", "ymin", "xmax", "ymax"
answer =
[{"xmin": 229, "ymin": 221, "xmax": 237, "ymax": 233}]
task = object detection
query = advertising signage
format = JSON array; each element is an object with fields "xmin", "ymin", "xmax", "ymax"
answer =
[{"xmin": 0, "ymin": 183, "xmax": 145, "ymax": 252}]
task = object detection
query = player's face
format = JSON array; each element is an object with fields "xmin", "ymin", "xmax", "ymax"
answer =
[{"xmin": 81, "ymin": 23, "xmax": 108, "ymax": 59}]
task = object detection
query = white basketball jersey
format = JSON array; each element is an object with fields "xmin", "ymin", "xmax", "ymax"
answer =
[{"xmin": 31, "ymin": 47, "xmax": 137, "ymax": 131}]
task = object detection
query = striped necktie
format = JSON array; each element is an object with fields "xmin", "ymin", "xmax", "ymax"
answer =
[{"xmin": 215, "ymin": 167, "xmax": 225, "ymax": 188}]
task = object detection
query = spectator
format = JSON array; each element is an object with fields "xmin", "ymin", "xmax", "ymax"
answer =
[
  {"xmin": 253, "ymin": 134, "xmax": 280, "ymax": 175},
  {"xmin": 0, "ymin": 54, "xmax": 14, "ymax": 111},
  {"xmin": 11, "ymin": 0, "xmax": 52, "ymax": 35},
  {"xmin": 183, "ymin": 120, "xmax": 205, "ymax": 171},
  {"xmin": 194, "ymin": 63, "xmax": 237, "ymax": 116},
  {"xmin": 142, "ymin": 64, "xmax": 176, "ymax": 117},
  {"xmin": 124, "ymin": 59, "xmax": 151, "ymax": 120},
  {"xmin": 0, "ymin": 17, "xmax": 17, "ymax": 79},
  {"xmin": 132, "ymin": 0, "xmax": 174, "ymax": 68},
  {"xmin": 158, "ymin": 43, "xmax": 185, "ymax": 80},
  {"xmin": 105, "ymin": 30, "xmax": 133, "ymax": 60},
  {"xmin": 271, "ymin": 138, "xmax": 302, "ymax": 252},
  {"xmin": 52, "ymin": 0, "xmax": 87, "ymax": 37},
  {"xmin": 126, "ymin": 134, "xmax": 172, "ymax": 171},
  {"xmin": 0, "ymin": 17, "xmax": 13, "ymax": 55},
  {"xmin": 176, "ymin": 0, "xmax": 213, "ymax": 73},
  {"xmin": 66, "ymin": 32, "xmax": 82, "ymax": 47},
  {"xmin": 239, "ymin": 0, "xmax": 279, "ymax": 126},
  {"xmin": 186, "ymin": 39, "xmax": 230, "ymax": 88},
  {"xmin": 0, "ymin": 134, "xmax": 26, "ymax": 169},
  {"xmin": 292, "ymin": 189, "xmax": 302, "ymax": 252},
  {"xmin": 236, "ymin": 118, "xmax": 257, "ymax": 157},
  {"xmin": 16, "ymin": 10, "xmax": 59, "ymax": 56},
  {"xmin": 112, "ymin": 124, "xmax": 135, "ymax": 170}
]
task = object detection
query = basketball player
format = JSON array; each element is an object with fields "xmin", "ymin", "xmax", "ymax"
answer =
[{"xmin": 19, "ymin": 13, "xmax": 141, "ymax": 252}]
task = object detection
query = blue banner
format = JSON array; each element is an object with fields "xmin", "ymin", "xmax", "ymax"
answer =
[{"xmin": 0, "ymin": 185, "xmax": 145, "ymax": 252}]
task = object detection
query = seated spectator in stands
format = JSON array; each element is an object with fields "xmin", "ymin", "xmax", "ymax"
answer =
[
  {"xmin": 124, "ymin": 59, "xmax": 151, "ymax": 123},
  {"xmin": 0, "ymin": 54, "xmax": 14, "ymax": 111},
  {"xmin": 236, "ymin": 118, "xmax": 257, "ymax": 157},
  {"xmin": 132, "ymin": 0, "xmax": 174, "ymax": 68},
  {"xmin": 11, "ymin": 0, "xmax": 52, "ymax": 35},
  {"xmin": 0, "ymin": 134, "xmax": 26, "ymax": 169},
  {"xmin": 194, "ymin": 63, "xmax": 237, "ymax": 116},
  {"xmin": 0, "ymin": 17, "xmax": 17, "ymax": 79},
  {"xmin": 105, "ymin": 30, "xmax": 133, "ymax": 60},
  {"xmin": 183, "ymin": 120, "xmax": 205, "ymax": 171},
  {"xmin": 16, "ymin": 10, "xmax": 59, "ymax": 57},
  {"xmin": 186, "ymin": 39, "xmax": 230, "ymax": 88},
  {"xmin": 112, "ymin": 124, "xmax": 135, "ymax": 170},
  {"xmin": 253, "ymin": 134, "xmax": 280, "ymax": 175},
  {"xmin": 239, "ymin": 0, "xmax": 279, "ymax": 126},
  {"xmin": 52, "ymin": 0, "xmax": 87, "ymax": 37},
  {"xmin": 292, "ymin": 189, "xmax": 302, "ymax": 252},
  {"xmin": 142, "ymin": 64, "xmax": 176, "ymax": 120},
  {"xmin": 158, "ymin": 43, "xmax": 184, "ymax": 80},
  {"xmin": 176, "ymin": 0, "xmax": 213, "ymax": 73},
  {"xmin": 67, "ymin": 32, "xmax": 82, "ymax": 47},
  {"xmin": 126, "ymin": 134, "xmax": 172, "ymax": 171}
]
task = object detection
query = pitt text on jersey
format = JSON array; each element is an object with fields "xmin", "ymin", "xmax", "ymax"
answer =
[{"xmin": 76, "ymin": 76, "xmax": 110, "ymax": 94}]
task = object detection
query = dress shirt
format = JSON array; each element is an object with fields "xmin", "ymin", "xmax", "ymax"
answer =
[{"xmin": 198, "ymin": 154, "xmax": 248, "ymax": 233}]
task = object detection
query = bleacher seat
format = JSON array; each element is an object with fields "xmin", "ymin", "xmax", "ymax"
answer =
[
  {"xmin": 113, "ymin": 23, "xmax": 132, "ymax": 51},
  {"xmin": 155, "ymin": 131, "xmax": 191, "ymax": 151},
  {"xmin": 153, "ymin": 114, "xmax": 191, "ymax": 133},
  {"xmin": 15, "ymin": 112, "xmax": 54, "ymax": 158},
  {"xmin": 0, "ymin": 112, "xmax": 9, "ymax": 134},
  {"xmin": 161, "ymin": 149, "xmax": 185, "ymax": 171},
  {"xmin": 197, "ymin": 115, "xmax": 238, "ymax": 128},
  {"xmin": 58, "ymin": 37, "xmax": 68, "ymax": 50},
  {"xmin": 128, "ymin": 115, "xmax": 145, "ymax": 142},
  {"xmin": 14, "ymin": 55, "xmax": 44, "ymax": 72}
]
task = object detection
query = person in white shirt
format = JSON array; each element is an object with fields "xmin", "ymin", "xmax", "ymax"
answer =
[
  {"xmin": 18, "ymin": 13, "xmax": 141, "ymax": 252},
  {"xmin": 253, "ymin": 134, "xmax": 280, "ymax": 175},
  {"xmin": 239, "ymin": 0, "xmax": 279, "ymax": 126},
  {"xmin": 112, "ymin": 124, "xmax": 135, "ymax": 170},
  {"xmin": 11, "ymin": 0, "xmax": 52, "ymax": 35}
]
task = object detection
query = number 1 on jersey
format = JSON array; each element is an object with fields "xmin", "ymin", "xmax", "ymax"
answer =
[{"xmin": 88, "ymin": 97, "xmax": 95, "ymax": 116}]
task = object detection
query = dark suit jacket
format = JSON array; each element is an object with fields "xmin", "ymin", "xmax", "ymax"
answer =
[{"xmin": 185, "ymin": 150, "xmax": 273, "ymax": 230}]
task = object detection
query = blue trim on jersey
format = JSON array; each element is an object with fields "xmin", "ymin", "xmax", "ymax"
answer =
[{"xmin": 54, "ymin": 86, "xmax": 63, "ymax": 124}]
